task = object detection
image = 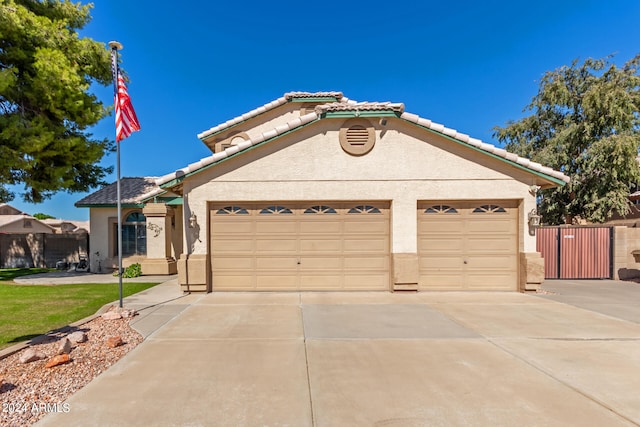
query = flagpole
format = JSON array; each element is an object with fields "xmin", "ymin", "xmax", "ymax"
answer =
[{"xmin": 109, "ymin": 40, "xmax": 124, "ymax": 309}]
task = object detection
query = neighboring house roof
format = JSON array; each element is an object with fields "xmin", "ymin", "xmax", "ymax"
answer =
[
  {"xmin": 157, "ymin": 92, "xmax": 570, "ymax": 188},
  {"xmin": 41, "ymin": 218, "xmax": 90, "ymax": 234},
  {"xmin": 0, "ymin": 214, "xmax": 55, "ymax": 232},
  {"xmin": 75, "ymin": 177, "xmax": 161, "ymax": 207},
  {"xmin": 0, "ymin": 203, "xmax": 25, "ymax": 215}
]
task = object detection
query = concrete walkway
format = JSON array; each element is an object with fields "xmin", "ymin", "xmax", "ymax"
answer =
[{"xmin": 33, "ymin": 281, "xmax": 640, "ymax": 427}]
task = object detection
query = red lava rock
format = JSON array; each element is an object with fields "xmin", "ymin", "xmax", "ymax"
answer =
[
  {"xmin": 45, "ymin": 354, "xmax": 71, "ymax": 368},
  {"xmin": 106, "ymin": 336, "xmax": 124, "ymax": 348}
]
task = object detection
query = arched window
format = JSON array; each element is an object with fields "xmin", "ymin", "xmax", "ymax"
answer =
[{"xmin": 120, "ymin": 212, "xmax": 146, "ymax": 256}]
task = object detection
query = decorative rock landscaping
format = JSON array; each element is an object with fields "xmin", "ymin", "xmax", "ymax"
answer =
[{"xmin": 0, "ymin": 306, "xmax": 142, "ymax": 426}]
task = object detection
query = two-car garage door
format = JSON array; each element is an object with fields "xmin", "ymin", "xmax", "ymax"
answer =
[
  {"xmin": 209, "ymin": 200, "xmax": 518, "ymax": 291},
  {"xmin": 210, "ymin": 202, "xmax": 390, "ymax": 291}
]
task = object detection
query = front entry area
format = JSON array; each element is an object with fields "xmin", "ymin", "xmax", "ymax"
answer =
[
  {"xmin": 418, "ymin": 200, "xmax": 519, "ymax": 290},
  {"xmin": 209, "ymin": 202, "xmax": 390, "ymax": 291}
]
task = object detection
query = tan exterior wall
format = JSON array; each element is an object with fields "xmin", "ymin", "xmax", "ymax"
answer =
[
  {"xmin": 185, "ymin": 118, "xmax": 541, "ymax": 257},
  {"xmin": 178, "ymin": 117, "xmax": 550, "ymax": 291},
  {"xmin": 614, "ymin": 226, "xmax": 640, "ymax": 280},
  {"xmin": 88, "ymin": 207, "xmax": 150, "ymax": 273}
]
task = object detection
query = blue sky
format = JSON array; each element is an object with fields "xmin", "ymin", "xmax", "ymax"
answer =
[{"xmin": 9, "ymin": 0, "xmax": 640, "ymax": 220}]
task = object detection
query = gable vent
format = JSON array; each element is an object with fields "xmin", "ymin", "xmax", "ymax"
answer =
[
  {"xmin": 339, "ymin": 119, "xmax": 376, "ymax": 156},
  {"xmin": 345, "ymin": 125, "xmax": 369, "ymax": 145}
]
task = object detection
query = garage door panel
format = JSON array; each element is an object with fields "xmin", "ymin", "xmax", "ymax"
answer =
[
  {"xmin": 418, "ymin": 201, "xmax": 518, "ymax": 291},
  {"xmin": 344, "ymin": 274, "xmax": 388, "ymax": 289},
  {"xmin": 343, "ymin": 221, "xmax": 388, "ymax": 234},
  {"xmin": 466, "ymin": 238, "xmax": 515, "ymax": 253},
  {"xmin": 255, "ymin": 239, "xmax": 297, "ymax": 252},
  {"xmin": 212, "ymin": 257, "xmax": 253, "ymax": 270},
  {"xmin": 467, "ymin": 219, "xmax": 517, "ymax": 234},
  {"xmin": 299, "ymin": 238, "xmax": 342, "ymax": 252},
  {"xmin": 343, "ymin": 238, "xmax": 388, "ymax": 253},
  {"xmin": 255, "ymin": 221, "xmax": 297, "ymax": 234},
  {"xmin": 419, "ymin": 238, "xmax": 463, "ymax": 252},
  {"xmin": 211, "ymin": 238, "xmax": 253, "ymax": 252},
  {"xmin": 420, "ymin": 256, "xmax": 463, "ymax": 269},
  {"xmin": 299, "ymin": 257, "xmax": 342, "ymax": 270},
  {"xmin": 418, "ymin": 274, "xmax": 463, "ymax": 289},
  {"xmin": 465, "ymin": 274, "xmax": 514, "ymax": 290},
  {"xmin": 300, "ymin": 275, "xmax": 343, "ymax": 289},
  {"xmin": 466, "ymin": 255, "xmax": 516, "ymax": 269},
  {"xmin": 255, "ymin": 257, "xmax": 298, "ymax": 270},
  {"xmin": 214, "ymin": 275, "xmax": 254, "ymax": 289},
  {"xmin": 343, "ymin": 256, "xmax": 389, "ymax": 270},
  {"xmin": 212, "ymin": 221, "xmax": 253, "ymax": 234},
  {"xmin": 418, "ymin": 221, "xmax": 463, "ymax": 234},
  {"xmin": 256, "ymin": 275, "xmax": 298, "ymax": 289},
  {"xmin": 299, "ymin": 221, "xmax": 342, "ymax": 234},
  {"xmin": 210, "ymin": 202, "xmax": 390, "ymax": 291}
]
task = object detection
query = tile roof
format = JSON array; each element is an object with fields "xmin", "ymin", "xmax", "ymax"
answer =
[
  {"xmin": 197, "ymin": 91, "xmax": 347, "ymax": 140},
  {"xmin": 157, "ymin": 92, "xmax": 570, "ymax": 187},
  {"xmin": 285, "ymin": 91, "xmax": 344, "ymax": 100},
  {"xmin": 316, "ymin": 101, "xmax": 405, "ymax": 114},
  {"xmin": 75, "ymin": 177, "xmax": 161, "ymax": 207}
]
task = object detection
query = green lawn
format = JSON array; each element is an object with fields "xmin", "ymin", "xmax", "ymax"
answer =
[{"xmin": 0, "ymin": 269, "xmax": 159, "ymax": 350}]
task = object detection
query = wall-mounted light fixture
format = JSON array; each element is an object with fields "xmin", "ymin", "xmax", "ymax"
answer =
[
  {"xmin": 189, "ymin": 212, "xmax": 198, "ymax": 229},
  {"xmin": 528, "ymin": 208, "xmax": 541, "ymax": 235}
]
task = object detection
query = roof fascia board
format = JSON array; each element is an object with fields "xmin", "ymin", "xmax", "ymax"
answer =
[
  {"xmin": 161, "ymin": 117, "xmax": 321, "ymax": 189},
  {"xmin": 74, "ymin": 203, "xmax": 146, "ymax": 209},
  {"xmin": 408, "ymin": 119, "xmax": 567, "ymax": 187}
]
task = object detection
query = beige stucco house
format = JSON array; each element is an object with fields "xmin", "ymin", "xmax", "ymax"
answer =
[
  {"xmin": 77, "ymin": 91, "xmax": 569, "ymax": 292},
  {"xmin": 0, "ymin": 203, "xmax": 55, "ymax": 234}
]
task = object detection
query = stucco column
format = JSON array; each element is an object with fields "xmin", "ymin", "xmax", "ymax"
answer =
[
  {"xmin": 520, "ymin": 188, "xmax": 544, "ymax": 291},
  {"xmin": 141, "ymin": 203, "xmax": 177, "ymax": 275},
  {"xmin": 391, "ymin": 195, "xmax": 419, "ymax": 291}
]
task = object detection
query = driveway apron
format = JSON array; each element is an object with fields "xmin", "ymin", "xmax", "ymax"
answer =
[{"xmin": 35, "ymin": 288, "xmax": 640, "ymax": 427}]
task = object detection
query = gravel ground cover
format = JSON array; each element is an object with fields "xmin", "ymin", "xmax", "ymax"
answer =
[{"xmin": 0, "ymin": 309, "xmax": 141, "ymax": 426}]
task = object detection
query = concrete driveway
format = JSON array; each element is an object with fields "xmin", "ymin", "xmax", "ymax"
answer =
[{"xmin": 36, "ymin": 283, "xmax": 640, "ymax": 426}]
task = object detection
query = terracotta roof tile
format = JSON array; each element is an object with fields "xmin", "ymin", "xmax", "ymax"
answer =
[
  {"xmin": 315, "ymin": 101, "xmax": 405, "ymax": 114},
  {"xmin": 156, "ymin": 92, "xmax": 570, "ymax": 186},
  {"xmin": 197, "ymin": 92, "xmax": 344, "ymax": 141}
]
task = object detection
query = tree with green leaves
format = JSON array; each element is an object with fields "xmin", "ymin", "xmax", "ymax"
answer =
[
  {"xmin": 0, "ymin": 0, "xmax": 113, "ymax": 204},
  {"xmin": 33, "ymin": 212, "xmax": 55, "ymax": 219},
  {"xmin": 494, "ymin": 55, "xmax": 640, "ymax": 224}
]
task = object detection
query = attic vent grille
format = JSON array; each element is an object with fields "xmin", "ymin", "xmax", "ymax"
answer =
[
  {"xmin": 346, "ymin": 126, "xmax": 369, "ymax": 145},
  {"xmin": 339, "ymin": 119, "xmax": 375, "ymax": 156}
]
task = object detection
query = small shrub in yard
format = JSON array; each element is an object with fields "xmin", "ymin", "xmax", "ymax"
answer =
[{"xmin": 113, "ymin": 263, "xmax": 142, "ymax": 278}]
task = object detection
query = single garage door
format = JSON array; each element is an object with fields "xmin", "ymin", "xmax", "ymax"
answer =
[
  {"xmin": 418, "ymin": 201, "xmax": 518, "ymax": 290},
  {"xmin": 210, "ymin": 202, "xmax": 390, "ymax": 291}
]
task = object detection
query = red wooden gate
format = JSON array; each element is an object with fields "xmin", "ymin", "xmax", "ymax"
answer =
[{"xmin": 536, "ymin": 227, "xmax": 613, "ymax": 279}]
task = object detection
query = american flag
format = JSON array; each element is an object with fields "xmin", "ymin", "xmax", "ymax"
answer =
[{"xmin": 114, "ymin": 71, "xmax": 141, "ymax": 142}]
